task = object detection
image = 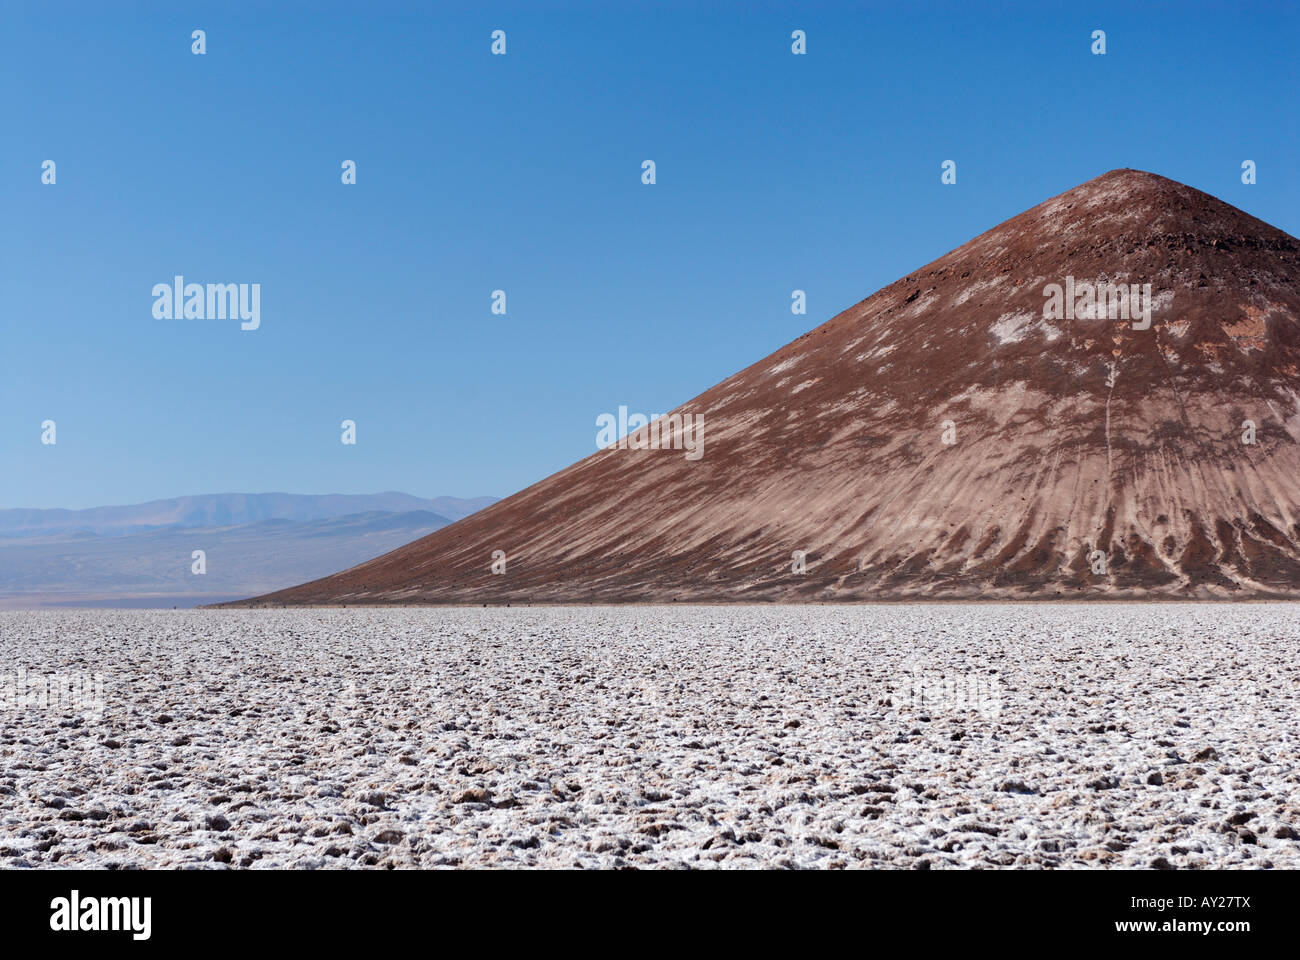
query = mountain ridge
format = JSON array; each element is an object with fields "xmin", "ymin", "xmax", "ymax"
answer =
[{"xmin": 0, "ymin": 492, "xmax": 497, "ymax": 538}]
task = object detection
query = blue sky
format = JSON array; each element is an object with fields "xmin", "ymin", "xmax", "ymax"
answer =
[{"xmin": 3, "ymin": 0, "xmax": 1297, "ymax": 509}]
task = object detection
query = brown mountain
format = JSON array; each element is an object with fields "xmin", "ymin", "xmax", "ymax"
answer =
[{"xmin": 234, "ymin": 169, "xmax": 1300, "ymax": 604}]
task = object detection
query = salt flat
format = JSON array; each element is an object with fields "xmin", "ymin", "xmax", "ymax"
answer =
[{"xmin": 1, "ymin": 605, "xmax": 1297, "ymax": 869}]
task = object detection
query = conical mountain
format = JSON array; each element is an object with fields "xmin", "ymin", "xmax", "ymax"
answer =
[{"xmin": 236, "ymin": 169, "xmax": 1300, "ymax": 604}]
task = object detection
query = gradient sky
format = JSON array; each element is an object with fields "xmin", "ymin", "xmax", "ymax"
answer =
[{"xmin": 3, "ymin": 0, "xmax": 1297, "ymax": 509}]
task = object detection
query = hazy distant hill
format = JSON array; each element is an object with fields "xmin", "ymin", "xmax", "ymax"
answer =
[
  {"xmin": 0, "ymin": 492, "xmax": 496, "ymax": 538},
  {"xmin": 0, "ymin": 494, "xmax": 496, "ymax": 608}
]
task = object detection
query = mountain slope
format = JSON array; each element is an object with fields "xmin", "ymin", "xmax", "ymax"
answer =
[{"xmin": 237, "ymin": 170, "xmax": 1300, "ymax": 604}]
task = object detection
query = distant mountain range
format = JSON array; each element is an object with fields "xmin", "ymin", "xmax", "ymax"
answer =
[
  {"xmin": 0, "ymin": 492, "xmax": 495, "ymax": 538},
  {"xmin": 0, "ymin": 493, "xmax": 496, "ymax": 608}
]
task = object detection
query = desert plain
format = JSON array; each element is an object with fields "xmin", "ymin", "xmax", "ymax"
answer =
[{"xmin": 1, "ymin": 604, "xmax": 1297, "ymax": 869}]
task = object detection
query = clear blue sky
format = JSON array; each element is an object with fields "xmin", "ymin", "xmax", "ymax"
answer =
[{"xmin": 3, "ymin": 0, "xmax": 1297, "ymax": 509}]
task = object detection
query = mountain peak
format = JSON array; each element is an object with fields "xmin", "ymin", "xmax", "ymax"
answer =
[
  {"xmin": 998, "ymin": 168, "xmax": 1292, "ymax": 252},
  {"xmin": 237, "ymin": 173, "xmax": 1300, "ymax": 604}
]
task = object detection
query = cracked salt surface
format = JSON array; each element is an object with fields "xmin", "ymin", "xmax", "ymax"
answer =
[{"xmin": 1, "ymin": 605, "xmax": 1297, "ymax": 869}]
